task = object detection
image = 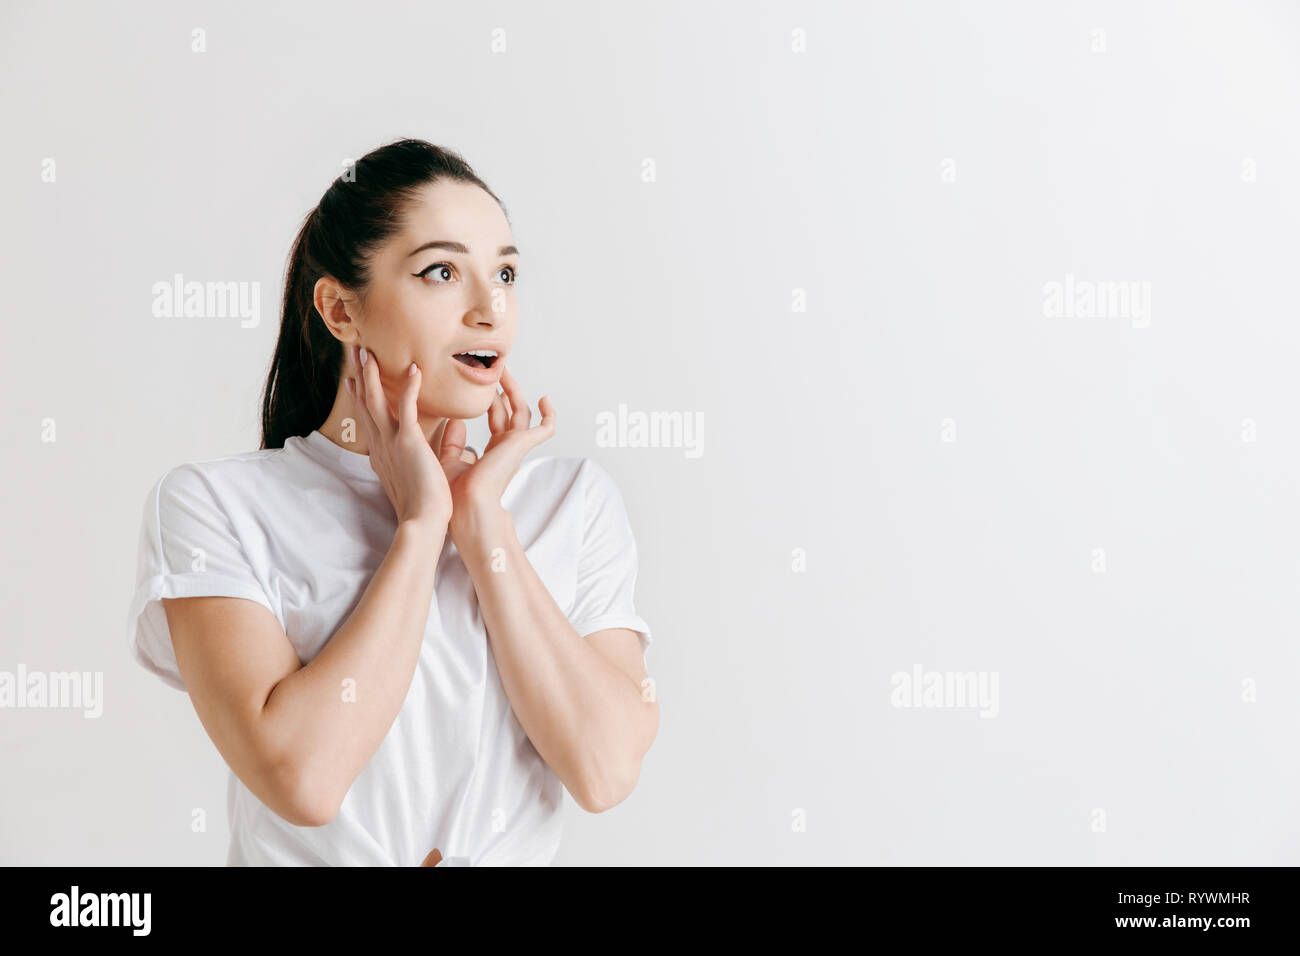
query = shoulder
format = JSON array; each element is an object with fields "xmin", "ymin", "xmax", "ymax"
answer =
[
  {"xmin": 142, "ymin": 445, "xmax": 294, "ymax": 520},
  {"xmin": 508, "ymin": 456, "xmax": 640, "ymax": 550},
  {"xmin": 510, "ymin": 455, "xmax": 626, "ymax": 506}
]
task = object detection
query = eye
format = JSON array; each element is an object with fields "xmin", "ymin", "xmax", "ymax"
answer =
[
  {"xmin": 416, "ymin": 262, "xmax": 454, "ymax": 283},
  {"xmin": 497, "ymin": 265, "xmax": 517, "ymax": 284}
]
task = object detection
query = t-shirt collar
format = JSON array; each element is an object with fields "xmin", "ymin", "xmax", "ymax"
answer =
[{"xmin": 301, "ymin": 429, "xmax": 381, "ymax": 482}]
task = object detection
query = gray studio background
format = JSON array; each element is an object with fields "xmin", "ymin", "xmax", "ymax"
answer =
[{"xmin": 2, "ymin": 0, "xmax": 1298, "ymax": 865}]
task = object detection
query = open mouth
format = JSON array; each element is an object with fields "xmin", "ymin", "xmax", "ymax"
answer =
[{"xmin": 452, "ymin": 349, "xmax": 500, "ymax": 370}]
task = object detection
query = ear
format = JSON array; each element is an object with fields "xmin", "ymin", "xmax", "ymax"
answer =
[{"xmin": 313, "ymin": 276, "xmax": 359, "ymax": 340}]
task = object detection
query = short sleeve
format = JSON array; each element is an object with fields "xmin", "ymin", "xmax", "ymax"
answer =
[
  {"xmin": 126, "ymin": 465, "xmax": 279, "ymax": 693},
  {"xmin": 566, "ymin": 459, "xmax": 653, "ymax": 653}
]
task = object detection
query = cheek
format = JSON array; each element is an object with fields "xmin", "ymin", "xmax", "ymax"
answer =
[
  {"xmin": 376, "ymin": 306, "xmax": 446, "ymax": 369},
  {"xmin": 493, "ymin": 289, "xmax": 519, "ymax": 317},
  {"xmin": 403, "ymin": 293, "xmax": 467, "ymax": 349}
]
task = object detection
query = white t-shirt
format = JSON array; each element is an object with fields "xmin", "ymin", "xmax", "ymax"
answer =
[{"xmin": 126, "ymin": 428, "xmax": 652, "ymax": 866}]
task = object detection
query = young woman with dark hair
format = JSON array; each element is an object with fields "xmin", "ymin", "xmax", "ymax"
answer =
[{"xmin": 127, "ymin": 139, "xmax": 658, "ymax": 866}]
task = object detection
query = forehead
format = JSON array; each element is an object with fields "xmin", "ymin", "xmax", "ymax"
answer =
[{"xmin": 396, "ymin": 179, "xmax": 512, "ymax": 251}]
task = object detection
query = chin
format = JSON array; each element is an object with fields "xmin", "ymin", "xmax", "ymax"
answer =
[{"xmin": 429, "ymin": 386, "xmax": 498, "ymax": 421}]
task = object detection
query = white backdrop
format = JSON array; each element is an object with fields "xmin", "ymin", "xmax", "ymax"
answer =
[{"xmin": 2, "ymin": 0, "xmax": 1298, "ymax": 865}]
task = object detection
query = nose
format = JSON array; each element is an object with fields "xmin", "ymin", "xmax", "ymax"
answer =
[
  {"xmin": 463, "ymin": 275, "xmax": 502, "ymax": 329},
  {"xmin": 463, "ymin": 307, "xmax": 497, "ymax": 330}
]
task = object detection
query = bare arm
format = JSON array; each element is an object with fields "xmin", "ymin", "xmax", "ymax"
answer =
[
  {"xmin": 163, "ymin": 516, "xmax": 444, "ymax": 826},
  {"xmin": 441, "ymin": 368, "xmax": 659, "ymax": 813},
  {"xmin": 453, "ymin": 508, "xmax": 658, "ymax": 813},
  {"xmin": 162, "ymin": 344, "xmax": 461, "ymax": 827}
]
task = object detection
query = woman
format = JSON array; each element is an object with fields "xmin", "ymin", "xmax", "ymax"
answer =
[{"xmin": 126, "ymin": 139, "xmax": 658, "ymax": 866}]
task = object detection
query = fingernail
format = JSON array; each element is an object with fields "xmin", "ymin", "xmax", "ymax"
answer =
[
  {"xmin": 408, "ymin": 362, "xmax": 418, "ymax": 377},
  {"xmin": 360, "ymin": 346, "xmax": 368, "ymax": 367}
]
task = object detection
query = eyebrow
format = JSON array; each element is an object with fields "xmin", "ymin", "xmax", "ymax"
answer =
[{"xmin": 407, "ymin": 240, "xmax": 519, "ymax": 258}]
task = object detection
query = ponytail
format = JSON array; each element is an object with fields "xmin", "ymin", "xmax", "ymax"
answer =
[{"xmin": 259, "ymin": 139, "xmax": 502, "ymax": 449}]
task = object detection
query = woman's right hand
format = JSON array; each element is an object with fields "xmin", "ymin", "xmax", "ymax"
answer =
[{"xmin": 346, "ymin": 344, "xmax": 455, "ymax": 530}]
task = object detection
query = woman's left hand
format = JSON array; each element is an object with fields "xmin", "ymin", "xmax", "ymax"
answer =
[{"xmin": 439, "ymin": 366, "xmax": 556, "ymax": 536}]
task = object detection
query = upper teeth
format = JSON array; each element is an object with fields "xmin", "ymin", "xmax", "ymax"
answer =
[{"xmin": 465, "ymin": 349, "xmax": 498, "ymax": 357}]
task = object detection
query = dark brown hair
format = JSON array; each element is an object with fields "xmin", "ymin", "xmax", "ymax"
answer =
[{"xmin": 259, "ymin": 139, "xmax": 502, "ymax": 450}]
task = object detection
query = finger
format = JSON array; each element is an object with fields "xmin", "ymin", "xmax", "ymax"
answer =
[
  {"xmin": 501, "ymin": 394, "xmax": 558, "ymax": 456},
  {"xmin": 437, "ymin": 418, "xmax": 468, "ymax": 467},
  {"xmin": 429, "ymin": 417, "xmax": 448, "ymax": 455},
  {"xmin": 360, "ymin": 346, "xmax": 394, "ymax": 435},
  {"xmin": 350, "ymin": 346, "xmax": 380, "ymax": 438},
  {"xmin": 497, "ymin": 378, "xmax": 515, "ymax": 424},
  {"xmin": 488, "ymin": 390, "xmax": 509, "ymax": 434},
  {"xmin": 398, "ymin": 361, "xmax": 421, "ymax": 435},
  {"xmin": 459, "ymin": 446, "xmax": 478, "ymax": 465},
  {"xmin": 524, "ymin": 394, "xmax": 557, "ymax": 445},
  {"xmin": 421, "ymin": 848, "xmax": 443, "ymax": 867},
  {"xmin": 499, "ymin": 366, "xmax": 532, "ymax": 429},
  {"xmin": 537, "ymin": 394, "xmax": 557, "ymax": 434}
]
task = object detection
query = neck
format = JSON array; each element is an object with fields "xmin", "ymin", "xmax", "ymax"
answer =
[{"xmin": 316, "ymin": 385, "xmax": 447, "ymax": 456}]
